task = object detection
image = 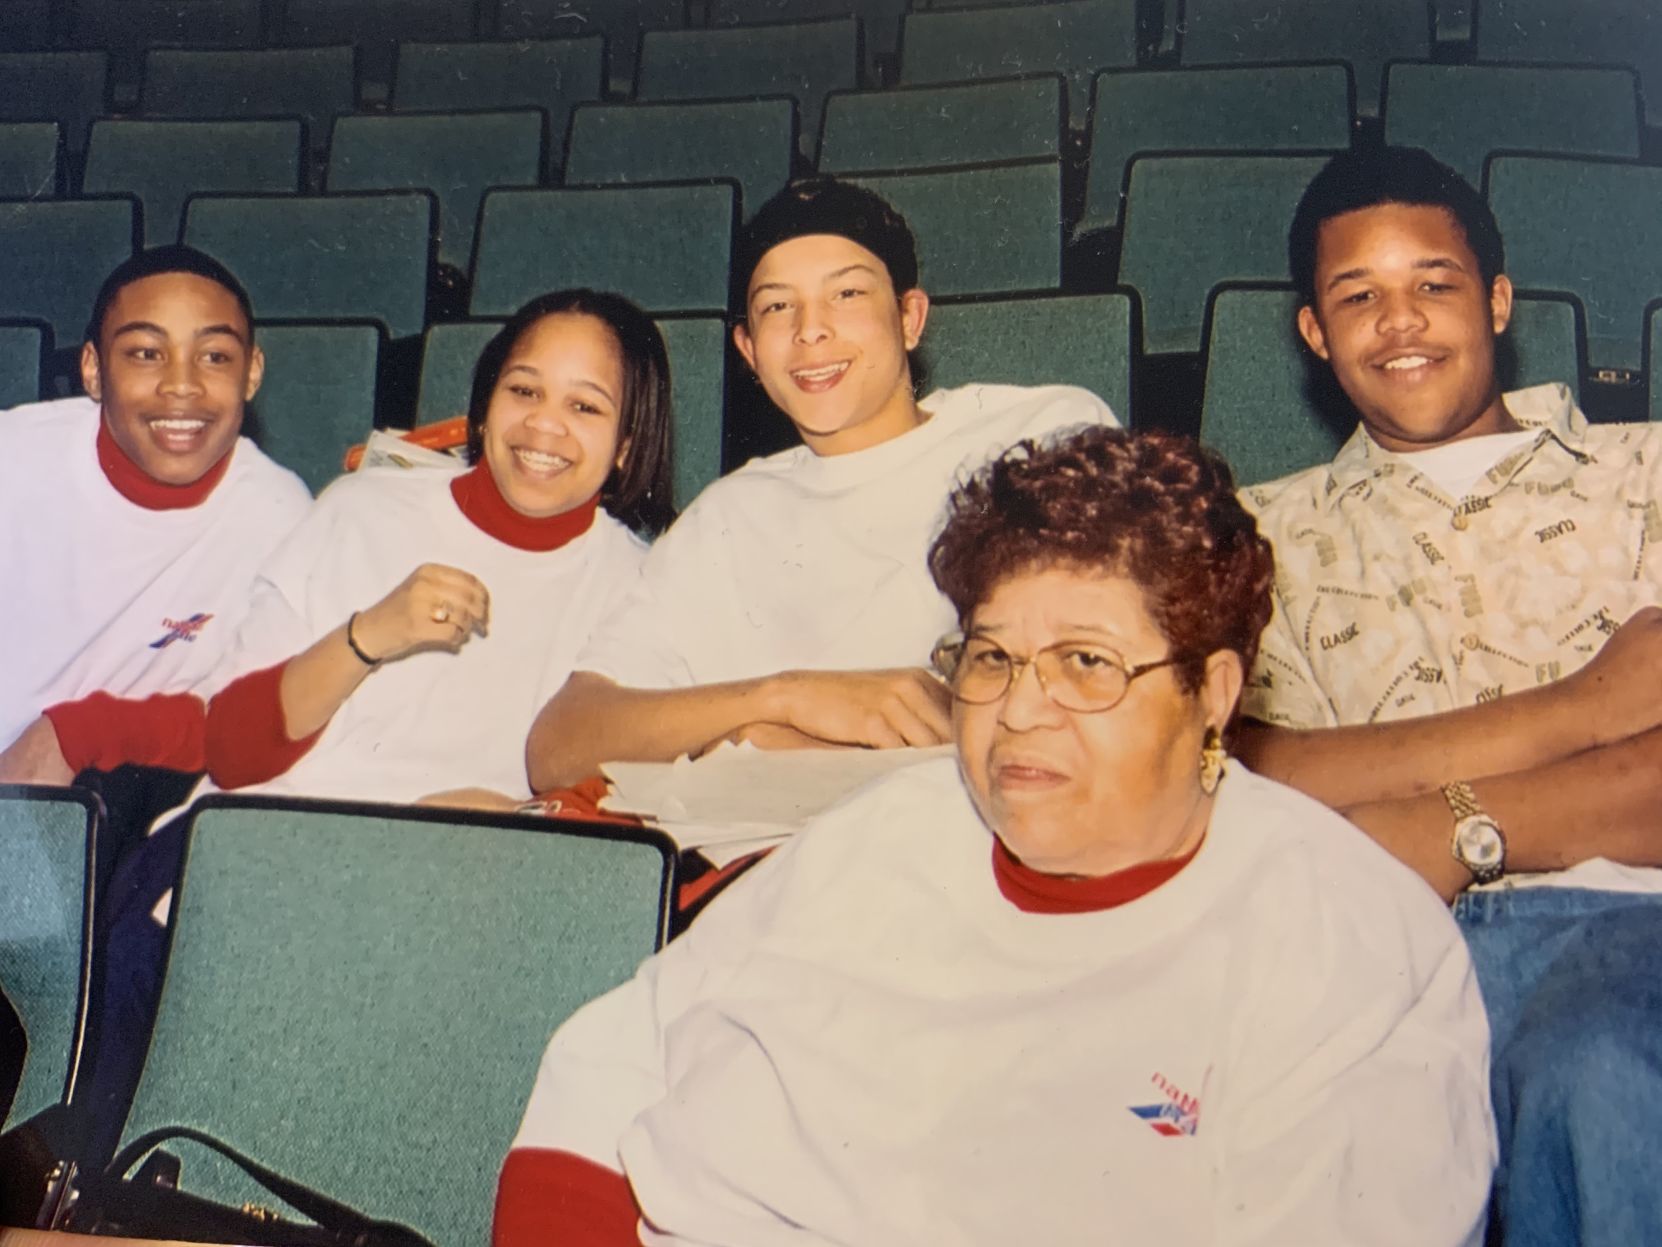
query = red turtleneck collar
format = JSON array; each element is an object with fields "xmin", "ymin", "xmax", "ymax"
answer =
[
  {"xmin": 992, "ymin": 836, "xmax": 1202, "ymax": 914},
  {"xmin": 449, "ymin": 462, "xmax": 599, "ymax": 552},
  {"xmin": 96, "ymin": 421, "xmax": 232, "ymax": 511}
]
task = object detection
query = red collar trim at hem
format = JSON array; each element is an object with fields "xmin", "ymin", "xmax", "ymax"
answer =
[
  {"xmin": 449, "ymin": 462, "xmax": 599, "ymax": 552},
  {"xmin": 992, "ymin": 836, "xmax": 1202, "ymax": 914},
  {"xmin": 96, "ymin": 420, "xmax": 231, "ymax": 511}
]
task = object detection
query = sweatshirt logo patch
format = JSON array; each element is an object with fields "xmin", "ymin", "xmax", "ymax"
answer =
[
  {"xmin": 1129, "ymin": 1072, "xmax": 1201, "ymax": 1137},
  {"xmin": 149, "ymin": 612, "xmax": 214, "ymax": 649}
]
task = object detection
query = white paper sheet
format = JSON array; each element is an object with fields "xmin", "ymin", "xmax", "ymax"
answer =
[{"xmin": 601, "ymin": 742, "xmax": 956, "ymax": 866}]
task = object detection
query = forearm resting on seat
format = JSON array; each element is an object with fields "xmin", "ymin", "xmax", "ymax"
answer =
[
  {"xmin": 1345, "ymin": 724, "xmax": 1662, "ymax": 902},
  {"xmin": 527, "ymin": 671, "xmax": 780, "ymax": 791}
]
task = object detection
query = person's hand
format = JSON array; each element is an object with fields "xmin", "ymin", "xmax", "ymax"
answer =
[
  {"xmin": 769, "ymin": 667, "xmax": 953, "ymax": 750},
  {"xmin": 1560, "ymin": 606, "xmax": 1662, "ymax": 745},
  {"xmin": 0, "ymin": 715, "xmax": 75, "ymax": 785},
  {"xmin": 414, "ymin": 786, "xmax": 523, "ymax": 811},
  {"xmin": 352, "ymin": 564, "xmax": 490, "ymax": 663}
]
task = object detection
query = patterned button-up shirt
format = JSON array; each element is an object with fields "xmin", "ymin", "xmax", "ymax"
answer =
[{"xmin": 1241, "ymin": 384, "xmax": 1662, "ymax": 731}]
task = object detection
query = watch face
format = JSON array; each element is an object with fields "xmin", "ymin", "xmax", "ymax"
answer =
[{"xmin": 1455, "ymin": 817, "xmax": 1504, "ymax": 870}]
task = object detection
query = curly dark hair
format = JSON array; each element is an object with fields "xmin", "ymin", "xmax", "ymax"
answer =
[{"xmin": 929, "ymin": 427, "xmax": 1276, "ymax": 693}]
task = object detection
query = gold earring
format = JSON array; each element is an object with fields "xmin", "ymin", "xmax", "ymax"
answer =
[{"xmin": 1199, "ymin": 727, "xmax": 1227, "ymax": 796}]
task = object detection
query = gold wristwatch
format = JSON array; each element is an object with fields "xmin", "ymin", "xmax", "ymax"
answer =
[{"xmin": 1441, "ymin": 780, "xmax": 1507, "ymax": 885}]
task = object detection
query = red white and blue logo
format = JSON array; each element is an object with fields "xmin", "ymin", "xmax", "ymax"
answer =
[
  {"xmin": 149, "ymin": 612, "xmax": 215, "ymax": 649},
  {"xmin": 1129, "ymin": 1072, "xmax": 1201, "ymax": 1138}
]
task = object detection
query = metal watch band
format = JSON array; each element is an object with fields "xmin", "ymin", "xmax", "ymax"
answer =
[{"xmin": 1440, "ymin": 779, "xmax": 1483, "ymax": 822}]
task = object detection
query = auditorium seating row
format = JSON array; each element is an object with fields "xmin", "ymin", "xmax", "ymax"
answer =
[
  {"xmin": 0, "ymin": 57, "xmax": 1649, "ymax": 233},
  {"xmin": 3, "ymin": 0, "xmax": 1659, "ymax": 126},
  {"xmin": 0, "ymin": 782, "xmax": 674, "ymax": 1246}
]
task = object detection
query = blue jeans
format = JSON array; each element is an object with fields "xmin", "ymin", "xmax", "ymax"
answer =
[{"xmin": 1454, "ymin": 887, "xmax": 1662, "ymax": 1247}]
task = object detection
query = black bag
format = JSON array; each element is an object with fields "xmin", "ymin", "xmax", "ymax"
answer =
[{"xmin": 61, "ymin": 1125, "xmax": 436, "ymax": 1247}]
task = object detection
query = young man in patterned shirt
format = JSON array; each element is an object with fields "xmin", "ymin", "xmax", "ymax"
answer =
[{"xmin": 1237, "ymin": 145, "xmax": 1662, "ymax": 1247}]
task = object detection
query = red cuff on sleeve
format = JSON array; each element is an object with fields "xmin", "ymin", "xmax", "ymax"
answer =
[
  {"xmin": 44, "ymin": 691, "xmax": 208, "ymax": 774},
  {"xmin": 493, "ymin": 1148, "xmax": 640, "ymax": 1247},
  {"xmin": 204, "ymin": 661, "xmax": 324, "ymax": 790}
]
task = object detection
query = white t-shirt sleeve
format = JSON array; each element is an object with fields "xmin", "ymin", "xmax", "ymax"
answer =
[
  {"xmin": 509, "ymin": 852, "xmax": 775, "ymax": 1167},
  {"xmin": 199, "ymin": 490, "xmax": 343, "ymax": 692},
  {"xmin": 509, "ymin": 969, "xmax": 668, "ymax": 1171},
  {"xmin": 569, "ymin": 502, "xmax": 719, "ymax": 690},
  {"xmin": 1022, "ymin": 384, "xmax": 1120, "ymax": 436},
  {"xmin": 1211, "ymin": 889, "xmax": 1494, "ymax": 1245}
]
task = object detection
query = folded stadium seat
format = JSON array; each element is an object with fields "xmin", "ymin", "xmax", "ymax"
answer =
[
  {"xmin": 279, "ymin": 0, "xmax": 474, "ymax": 100},
  {"xmin": 655, "ymin": 315, "xmax": 728, "ymax": 507},
  {"xmin": 183, "ymin": 192, "xmax": 434, "ymax": 341},
  {"xmin": 898, "ymin": 0, "xmax": 1138, "ymax": 129},
  {"xmin": 69, "ymin": 0, "xmax": 261, "ymax": 106},
  {"xmin": 470, "ymin": 181, "xmax": 737, "ymax": 318},
  {"xmin": 1078, "ymin": 64, "xmax": 1353, "ymax": 238},
  {"xmin": 0, "ymin": 51, "xmax": 107, "ymax": 159},
  {"xmin": 1117, "ymin": 152, "xmax": 1334, "ymax": 355},
  {"xmin": 0, "ymin": 320, "xmax": 47, "ymax": 408},
  {"xmin": 564, "ymin": 96, "xmax": 796, "ymax": 224},
  {"xmin": 1475, "ymin": 0, "xmax": 1662, "ymax": 130},
  {"xmin": 1487, "ymin": 154, "xmax": 1662, "ymax": 378},
  {"xmin": 249, "ymin": 321, "xmax": 384, "ymax": 494},
  {"xmin": 416, "ymin": 314, "xmax": 727, "ymax": 508},
  {"xmin": 710, "ymin": 0, "xmax": 905, "ymax": 82},
  {"xmin": 1435, "ymin": 0, "xmax": 1473, "ymax": 44},
  {"xmin": 846, "ymin": 160, "xmax": 1063, "ymax": 298},
  {"xmin": 1505, "ymin": 294, "xmax": 1588, "ymax": 402},
  {"xmin": 1200, "ymin": 285, "xmax": 1588, "ymax": 486},
  {"xmin": 0, "ymin": 785, "xmax": 101, "ymax": 1135},
  {"xmin": 140, "ymin": 46, "xmax": 358, "ymax": 161},
  {"xmin": 1383, "ymin": 63, "xmax": 1641, "ymax": 188},
  {"xmin": 0, "ymin": 198, "xmax": 135, "ymax": 357},
  {"xmin": 1177, "ymin": 0, "xmax": 1431, "ymax": 118},
  {"xmin": 0, "ymin": 120, "xmax": 58, "ymax": 198},
  {"xmin": 817, "ymin": 75, "xmax": 1063, "ymax": 175},
  {"xmin": 93, "ymin": 798, "xmax": 674, "ymax": 1247},
  {"xmin": 325, "ymin": 110, "xmax": 543, "ymax": 275},
  {"xmin": 390, "ymin": 37, "xmax": 604, "ymax": 181},
  {"xmin": 415, "ymin": 321, "xmax": 499, "ymax": 428},
  {"xmin": 636, "ymin": 18, "xmax": 860, "ymax": 156},
  {"xmin": 1198, "ymin": 286, "xmax": 1348, "ymax": 486},
  {"xmin": 921, "ymin": 292, "xmax": 1134, "ymax": 423},
  {"xmin": 497, "ymin": 0, "xmax": 684, "ymax": 98},
  {"xmin": 0, "ymin": 0, "xmax": 65, "ymax": 50},
  {"xmin": 82, "ymin": 118, "xmax": 303, "ymax": 249},
  {"xmin": 1650, "ymin": 303, "xmax": 1662, "ymax": 423}
]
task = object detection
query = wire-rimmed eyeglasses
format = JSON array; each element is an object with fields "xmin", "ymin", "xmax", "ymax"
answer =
[{"xmin": 930, "ymin": 634, "xmax": 1180, "ymax": 713}]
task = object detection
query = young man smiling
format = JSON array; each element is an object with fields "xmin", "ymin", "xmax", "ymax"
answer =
[
  {"xmin": 1236, "ymin": 146, "xmax": 1662, "ymax": 1247},
  {"xmin": 0, "ymin": 246, "xmax": 309, "ymax": 782},
  {"xmin": 528, "ymin": 178, "xmax": 1116, "ymax": 788}
]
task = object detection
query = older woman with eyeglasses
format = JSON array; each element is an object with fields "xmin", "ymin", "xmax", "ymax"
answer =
[{"xmin": 496, "ymin": 427, "xmax": 1496, "ymax": 1247}]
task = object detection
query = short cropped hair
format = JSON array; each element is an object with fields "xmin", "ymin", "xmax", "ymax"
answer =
[
  {"xmin": 85, "ymin": 245, "xmax": 256, "ymax": 349},
  {"xmin": 732, "ymin": 176, "xmax": 919, "ymax": 314},
  {"xmin": 466, "ymin": 289, "xmax": 677, "ymax": 537},
  {"xmin": 929, "ymin": 427, "xmax": 1276, "ymax": 694},
  {"xmin": 1288, "ymin": 146, "xmax": 1506, "ymax": 307}
]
